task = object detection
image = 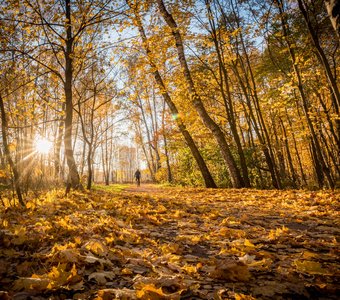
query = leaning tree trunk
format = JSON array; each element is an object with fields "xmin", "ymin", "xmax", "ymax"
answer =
[
  {"xmin": 128, "ymin": 0, "xmax": 217, "ymax": 188},
  {"xmin": 276, "ymin": 0, "xmax": 334, "ymax": 189},
  {"xmin": 205, "ymin": 0, "xmax": 250, "ymax": 187},
  {"xmin": 298, "ymin": 0, "xmax": 340, "ymax": 112},
  {"xmin": 64, "ymin": 0, "xmax": 81, "ymax": 191},
  {"xmin": 0, "ymin": 94, "xmax": 24, "ymax": 206},
  {"xmin": 156, "ymin": 0, "xmax": 244, "ymax": 188}
]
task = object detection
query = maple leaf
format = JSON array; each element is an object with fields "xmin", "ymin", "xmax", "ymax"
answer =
[{"xmin": 83, "ymin": 240, "xmax": 108, "ymax": 256}]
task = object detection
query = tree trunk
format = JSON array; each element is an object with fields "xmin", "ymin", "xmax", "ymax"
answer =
[
  {"xmin": 298, "ymin": 0, "xmax": 340, "ymax": 111},
  {"xmin": 162, "ymin": 101, "xmax": 173, "ymax": 183},
  {"xmin": 279, "ymin": 118, "xmax": 298, "ymax": 188},
  {"xmin": 156, "ymin": 0, "xmax": 243, "ymax": 188},
  {"xmin": 87, "ymin": 146, "xmax": 92, "ymax": 190},
  {"xmin": 55, "ymin": 103, "xmax": 65, "ymax": 179},
  {"xmin": 276, "ymin": 0, "xmax": 334, "ymax": 189},
  {"xmin": 135, "ymin": 121, "xmax": 156, "ymax": 181},
  {"xmin": 233, "ymin": 70, "xmax": 281, "ymax": 188},
  {"xmin": 310, "ymin": 141, "xmax": 324, "ymax": 187},
  {"xmin": 137, "ymin": 95, "xmax": 157, "ymax": 175},
  {"xmin": 64, "ymin": 0, "xmax": 81, "ymax": 191},
  {"xmin": 128, "ymin": 1, "xmax": 217, "ymax": 188},
  {"xmin": 0, "ymin": 94, "xmax": 24, "ymax": 206},
  {"xmin": 204, "ymin": 0, "xmax": 250, "ymax": 187}
]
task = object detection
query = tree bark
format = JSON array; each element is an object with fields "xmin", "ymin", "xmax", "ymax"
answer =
[
  {"xmin": 162, "ymin": 101, "xmax": 173, "ymax": 183},
  {"xmin": 64, "ymin": 0, "xmax": 81, "ymax": 191},
  {"xmin": 279, "ymin": 118, "xmax": 298, "ymax": 188},
  {"xmin": 0, "ymin": 94, "xmax": 24, "ymax": 206},
  {"xmin": 54, "ymin": 103, "xmax": 65, "ymax": 179}
]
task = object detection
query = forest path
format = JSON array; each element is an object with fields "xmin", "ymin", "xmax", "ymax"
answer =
[{"xmin": 122, "ymin": 183, "xmax": 168, "ymax": 194}]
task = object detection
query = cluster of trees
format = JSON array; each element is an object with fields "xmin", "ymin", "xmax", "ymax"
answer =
[
  {"xmin": 0, "ymin": 0, "xmax": 125, "ymax": 202},
  {"xmin": 0, "ymin": 0, "xmax": 339, "ymax": 203},
  {"xmin": 124, "ymin": 0, "xmax": 339, "ymax": 189}
]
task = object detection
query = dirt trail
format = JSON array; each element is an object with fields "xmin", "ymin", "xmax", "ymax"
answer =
[{"xmin": 123, "ymin": 183, "xmax": 167, "ymax": 194}]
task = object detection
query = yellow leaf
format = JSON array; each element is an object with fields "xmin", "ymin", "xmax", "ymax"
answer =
[
  {"xmin": 13, "ymin": 277, "xmax": 50, "ymax": 291},
  {"xmin": 12, "ymin": 228, "xmax": 27, "ymax": 245},
  {"xmin": 182, "ymin": 264, "xmax": 197, "ymax": 275},
  {"xmin": 121, "ymin": 268, "xmax": 133, "ymax": 275},
  {"xmin": 74, "ymin": 237, "xmax": 82, "ymax": 245},
  {"xmin": 84, "ymin": 240, "xmax": 108, "ymax": 256},
  {"xmin": 136, "ymin": 284, "xmax": 165, "ymax": 299},
  {"xmin": 302, "ymin": 251, "xmax": 318, "ymax": 260},
  {"xmin": 235, "ymin": 293, "xmax": 256, "ymax": 300},
  {"xmin": 210, "ymin": 261, "xmax": 251, "ymax": 282},
  {"xmin": 25, "ymin": 201, "xmax": 36, "ymax": 209},
  {"xmin": 294, "ymin": 260, "xmax": 331, "ymax": 275},
  {"xmin": 244, "ymin": 239, "xmax": 255, "ymax": 249}
]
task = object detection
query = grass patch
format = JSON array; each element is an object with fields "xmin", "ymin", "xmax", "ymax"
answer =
[{"xmin": 92, "ymin": 183, "xmax": 130, "ymax": 193}]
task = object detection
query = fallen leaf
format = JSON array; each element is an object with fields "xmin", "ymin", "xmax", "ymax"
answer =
[
  {"xmin": 88, "ymin": 271, "xmax": 116, "ymax": 285},
  {"xmin": 13, "ymin": 277, "xmax": 50, "ymax": 291},
  {"xmin": 294, "ymin": 260, "xmax": 331, "ymax": 275},
  {"xmin": 95, "ymin": 288, "xmax": 137, "ymax": 300},
  {"xmin": 210, "ymin": 261, "xmax": 251, "ymax": 282},
  {"xmin": 84, "ymin": 240, "xmax": 108, "ymax": 256},
  {"xmin": 136, "ymin": 284, "xmax": 165, "ymax": 300}
]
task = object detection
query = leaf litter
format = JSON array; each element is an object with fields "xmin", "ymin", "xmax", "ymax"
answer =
[{"xmin": 0, "ymin": 186, "xmax": 339, "ymax": 299}]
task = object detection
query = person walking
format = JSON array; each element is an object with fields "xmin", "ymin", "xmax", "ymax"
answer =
[{"xmin": 134, "ymin": 169, "xmax": 141, "ymax": 187}]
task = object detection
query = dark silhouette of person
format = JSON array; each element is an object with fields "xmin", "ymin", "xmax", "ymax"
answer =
[{"xmin": 134, "ymin": 169, "xmax": 141, "ymax": 186}]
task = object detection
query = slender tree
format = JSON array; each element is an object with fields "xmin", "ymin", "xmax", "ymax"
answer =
[
  {"xmin": 126, "ymin": 0, "xmax": 217, "ymax": 188},
  {"xmin": 156, "ymin": 0, "xmax": 244, "ymax": 188},
  {"xmin": 0, "ymin": 94, "xmax": 24, "ymax": 206}
]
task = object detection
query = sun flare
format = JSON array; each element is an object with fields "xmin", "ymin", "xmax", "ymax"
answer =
[{"xmin": 35, "ymin": 137, "xmax": 52, "ymax": 154}]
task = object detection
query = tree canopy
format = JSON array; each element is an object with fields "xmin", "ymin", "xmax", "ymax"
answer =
[{"xmin": 0, "ymin": 0, "xmax": 339, "ymax": 200}]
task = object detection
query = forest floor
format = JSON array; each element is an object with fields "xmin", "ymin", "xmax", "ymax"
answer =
[{"xmin": 0, "ymin": 184, "xmax": 339, "ymax": 299}]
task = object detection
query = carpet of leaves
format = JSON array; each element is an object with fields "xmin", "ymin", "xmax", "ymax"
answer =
[{"xmin": 0, "ymin": 185, "xmax": 339, "ymax": 299}]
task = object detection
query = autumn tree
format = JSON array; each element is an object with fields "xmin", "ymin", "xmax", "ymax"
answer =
[
  {"xmin": 125, "ymin": 0, "xmax": 217, "ymax": 188},
  {"xmin": 1, "ymin": 0, "xmax": 117, "ymax": 191}
]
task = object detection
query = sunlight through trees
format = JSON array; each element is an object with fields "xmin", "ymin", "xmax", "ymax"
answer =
[{"xmin": 0, "ymin": 0, "xmax": 339, "ymax": 201}]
